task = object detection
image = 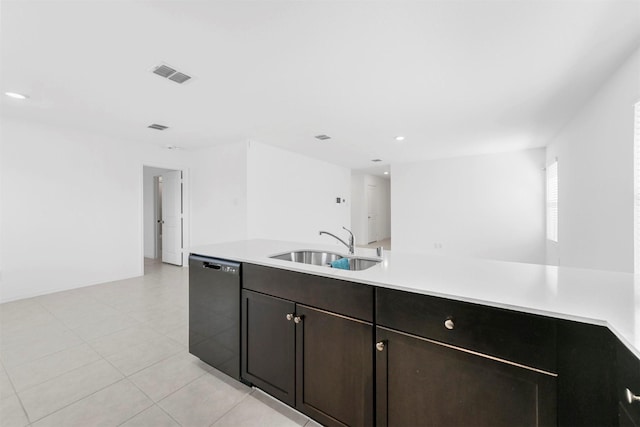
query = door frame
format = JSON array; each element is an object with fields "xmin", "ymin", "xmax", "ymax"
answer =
[
  {"xmin": 154, "ymin": 175, "xmax": 162, "ymax": 259},
  {"xmin": 140, "ymin": 162, "xmax": 190, "ymax": 273},
  {"xmin": 367, "ymin": 184, "xmax": 378, "ymax": 244}
]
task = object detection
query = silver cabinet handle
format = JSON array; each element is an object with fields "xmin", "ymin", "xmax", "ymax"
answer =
[
  {"xmin": 293, "ymin": 316, "xmax": 303, "ymax": 324},
  {"xmin": 444, "ymin": 318, "xmax": 455, "ymax": 330},
  {"xmin": 376, "ymin": 342, "xmax": 385, "ymax": 352},
  {"xmin": 286, "ymin": 313, "xmax": 294, "ymax": 321},
  {"xmin": 626, "ymin": 388, "xmax": 640, "ymax": 404}
]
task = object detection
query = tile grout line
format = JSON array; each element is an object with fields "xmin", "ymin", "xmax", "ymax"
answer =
[
  {"xmin": 23, "ymin": 377, "xmax": 127, "ymax": 424},
  {"xmin": 207, "ymin": 388, "xmax": 254, "ymax": 427},
  {"xmin": 1, "ymin": 300, "xmax": 86, "ymax": 371},
  {"xmin": 249, "ymin": 388, "xmax": 312, "ymax": 426},
  {"xmin": 0, "ymin": 359, "xmax": 30, "ymax": 426},
  {"xmin": 113, "ymin": 377, "xmax": 180, "ymax": 427},
  {"xmin": 16, "ymin": 298, "xmax": 93, "ymax": 424},
  {"xmin": 142, "ymin": 364, "xmax": 212, "ymax": 403},
  {"xmin": 115, "ymin": 401, "xmax": 183, "ymax": 427},
  {"xmin": 112, "ymin": 345, "xmax": 185, "ymax": 378},
  {"xmin": 7, "ymin": 346, "xmax": 101, "ymax": 395}
]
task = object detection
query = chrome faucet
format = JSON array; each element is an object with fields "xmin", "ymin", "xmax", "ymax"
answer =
[{"xmin": 319, "ymin": 227, "xmax": 355, "ymax": 254}]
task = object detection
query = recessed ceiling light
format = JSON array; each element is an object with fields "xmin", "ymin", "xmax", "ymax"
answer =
[
  {"xmin": 384, "ymin": 171, "xmax": 389, "ymax": 175},
  {"xmin": 315, "ymin": 134, "xmax": 331, "ymax": 141},
  {"xmin": 395, "ymin": 136, "xmax": 405, "ymax": 141},
  {"xmin": 5, "ymin": 92, "xmax": 28, "ymax": 100}
]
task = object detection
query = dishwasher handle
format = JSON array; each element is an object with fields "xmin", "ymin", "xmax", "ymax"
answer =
[{"xmin": 203, "ymin": 262, "xmax": 222, "ymax": 270}]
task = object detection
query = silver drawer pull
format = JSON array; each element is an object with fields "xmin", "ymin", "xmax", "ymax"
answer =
[
  {"xmin": 286, "ymin": 313, "xmax": 294, "ymax": 321},
  {"xmin": 444, "ymin": 318, "xmax": 455, "ymax": 330},
  {"xmin": 626, "ymin": 388, "xmax": 640, "ymax": 404},
  {"xmin": 376, "ymin": 342, "xmax": 385, "ymax": 352},
  {"xmin": 293, "ymin": 316, "xmax": 303, "ymax": 324}
]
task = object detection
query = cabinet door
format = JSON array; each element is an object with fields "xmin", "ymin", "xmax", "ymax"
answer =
[
  {"xmin": 242, "ymin": 290, "xmax": 296, "ymax": 406},
  {"xmin": 557, "ymin": 320, "xmax": 618, "ymax": 426},
  {"xmin": 376, "ymin": 327, "xmax": 557, "ymax": 427},
  {"xmin": 617, "ymin": 341, "xmax": 640, "ymax": 427},
  {"xmin": 296, "ymin": 305, "xmax": 374, "ymax": 427}
]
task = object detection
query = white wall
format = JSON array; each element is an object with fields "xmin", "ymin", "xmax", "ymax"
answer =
[
  {"xmin": 392, "ymin": 148, "xmax": 546, "ymax": 264},
  {"xmin": 546, "ymin": 46, "xmax": 639, "ymax": 273},
  {"xmin": 350, "ymin": 173, "xmax": 367, "ymax": 245},
  {"xmin": 0, "ymin": 120, "xmax": 350, "ymax": 302},
  {"xmin": 247, "ymin": 141, "xmax": 351, "ymax": 247},
  {"xmin": 188, "ymin": 142, "xmax": 248, "ymax": 247},
  {"xmin": 351, "ymin": 173, "xmax": 391, "ymax": 245},
  {"xmin": 0, "ymin": 117, "xmax": 191, "ymax": 302}
]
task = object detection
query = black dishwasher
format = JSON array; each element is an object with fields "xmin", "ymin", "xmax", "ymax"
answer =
[{"xmin": 189, "ymin": 254, "xmax": 241, "ymax": 380}]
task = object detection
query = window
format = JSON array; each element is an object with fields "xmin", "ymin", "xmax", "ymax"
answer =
[
  {"xmin": 546, "ymin": 160, "xmax": 558, "ymax": 242},
  {"xmin": 634, "ymin": 101, "xmax": 640, "ymax": 273}
]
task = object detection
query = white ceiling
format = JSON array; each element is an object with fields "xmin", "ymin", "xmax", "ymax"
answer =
[{"xmin": 2, "ymin": 0, "xmax": 639, "ymax": 174}]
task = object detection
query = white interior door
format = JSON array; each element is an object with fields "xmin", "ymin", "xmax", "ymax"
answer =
[
  {"xmin": 161, "ymin": 170, "xmax": 183, "ymax": 266},
  {"xmin": 154, "ymin": 176, "xmax": 162, "ymax": 259},
  {"xmin": 367, "ymin": 185, "xmax": 378, "ymax": 244}
]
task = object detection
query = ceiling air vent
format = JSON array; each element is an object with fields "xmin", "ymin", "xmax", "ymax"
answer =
[
  {"xmin": 152, "ymin": 65, "xmax": 177, "ymax": 78},
  {"xmin": 148, "ymin": 124, "xmax": 169, "ymax": 130},
  {"xmin": 151, "ymin": 63, "xmax": 194, "ymax": 84},
  {"xmin": 315, "ymin": 134, "xmax": 331, "ymax": 141},
  {"xmin": 168, "ymin": 72, "xmax": 191, "ymax": 84},
  {"xmin": 371, "ymin": 159, "xmax": 382, "ymax": 162}
]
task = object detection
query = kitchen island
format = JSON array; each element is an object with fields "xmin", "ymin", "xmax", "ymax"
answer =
[{"xmin": 190, "ymin": 239, "xmax": 640, "ymax": 426}]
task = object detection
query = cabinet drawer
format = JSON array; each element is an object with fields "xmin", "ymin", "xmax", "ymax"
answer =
[
  {"xmin": 243, "ymin": 263, "xmax": 374, "ymax": 322},
  {"xmin": 376, "ymin": 287, "xmax": 556, "ymax": 373}
]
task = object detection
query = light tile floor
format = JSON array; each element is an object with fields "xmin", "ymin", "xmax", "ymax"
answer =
[{"xmin": 0, "ymin": 259, "xmax": 322, "ymax": 427}]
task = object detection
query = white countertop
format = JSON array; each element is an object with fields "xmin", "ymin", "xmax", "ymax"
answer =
[{"xmin": 190, "ymin": 239, "xmax": 640, "ymax": 359}]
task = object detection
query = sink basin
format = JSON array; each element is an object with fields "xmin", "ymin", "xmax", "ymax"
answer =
[
  {"xmin": 270, "ymin": 250, "xmax": 343, "ymax": 266},
  {"xmin": 346, "ymin": 257, "xmax": 380, "ymax": 271},
  {"xmin": 269, "ymin": 250, "xmax": 381, "ymax": 271}
]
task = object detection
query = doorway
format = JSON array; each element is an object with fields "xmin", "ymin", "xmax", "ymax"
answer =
[
  {"xmin": 143, "ymin": 166, "xmax": 184, "ymax": 266},
  {"xmin": 351, "ymin": 172, "xmax": 391, "ymax": 249},
  {"xmin": 367, "ymin": 184, "xmax": 378, "ymax": 244}
]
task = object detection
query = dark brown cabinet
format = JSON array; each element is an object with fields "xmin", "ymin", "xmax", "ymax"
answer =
[
  {"xmin": 376, "ymin": 326, "xmax": 557, "ymax": 427},
  {"xmin": 556, "ymin": 320, "xmax": 618, "ymax": 426},
  {"xmin": 295, "ymin": 304, "xmax": 373, "ymax": 427},
  {"xmin": 242, "ymin": 264, "xmax": 375, "ymax": 427},
  {"xmin": 376, "ymin": 288, "xmax": 557, "ymax": 427},
  {"xmin": 241, "ymin": 290, "xmax": 296, "ymax": 405},
  {"xmin": 218, "ymin": 260, "xmax": 640, "ymax": 427},
  {"xmin": 617, "ymin": 340, "xmax": 640, "ymax": 427}
]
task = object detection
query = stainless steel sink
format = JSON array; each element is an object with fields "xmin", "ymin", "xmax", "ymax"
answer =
[
  {"xmin": 269, "ymin": 250, "xmax": 381, "ymax": 271},
  {"xmin": 270, "ymin": 250, "xmax": 343, "ymax": 266},
  {"xmin": 346, "ymin": 257, "xmax": 380, "ymax": 271}
]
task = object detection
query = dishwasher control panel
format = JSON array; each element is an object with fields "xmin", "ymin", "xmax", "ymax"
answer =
[
  {"xmin": 221, "ymin": 265, "xmax": 238, "ymax": 274},
  {"xmin": 194, "ymin": 255, "xmax": 241, "ymax": 275}
]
